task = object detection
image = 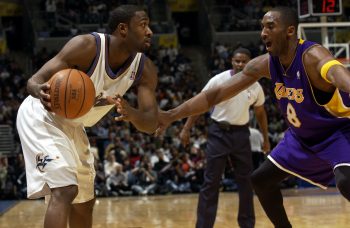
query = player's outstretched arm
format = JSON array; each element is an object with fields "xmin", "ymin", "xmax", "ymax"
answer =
[{"xmin": 156, "ymin": 54, "xmax": 270, "ymax": 135}]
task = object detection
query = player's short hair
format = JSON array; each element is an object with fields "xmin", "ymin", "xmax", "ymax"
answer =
[
  {"xmin": 233, "ymin": 47, "xmax": 251, "ymax": 58},
  {"xmin": 108, "ymin": 5, "xmax": 146, "ymax": 34},
  {"xmin": 271, "ymin": 6, "xmax": 299, "ymax": 29}
]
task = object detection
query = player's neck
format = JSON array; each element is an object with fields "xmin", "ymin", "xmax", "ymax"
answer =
[
  {"xmin": 279, "ymin": 40, "xmax": 298, "ymax": 67},
  {"xmin": 108, "ymin": 36, "xmax": 134, "ymax": 67}
]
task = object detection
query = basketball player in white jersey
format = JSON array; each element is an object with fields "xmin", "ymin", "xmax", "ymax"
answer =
[{"xmin": 16, "ymin": 5, "xmax": 158, "ymax": 228}]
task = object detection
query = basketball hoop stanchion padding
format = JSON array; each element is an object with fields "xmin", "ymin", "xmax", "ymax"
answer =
[
  {"xmin": 337, "ymin": 58, "xmax": 350, "ymax": 68},
  {"xmin": 298, "ymin": 22, "xmax": 350, "ymax": 60}
]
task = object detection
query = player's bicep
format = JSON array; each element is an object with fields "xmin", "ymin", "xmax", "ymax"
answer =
[
  {"xmin": 56, "ymin": 34, "xmax": 96, "ymax": 70},
  {"xmin": 311, "ymin": 46, "xmax": 337, "ymax": 83},
  {"xmin": 305, "ymin": 45, "xmax": 350, "ymax": 93},
  {"xmin": 33, "ymin": 56, "xmax": 70, "ymax": 83},
  {"xmin": 33, "ymin": 35, "xmax": 96, "ymax": 83}
]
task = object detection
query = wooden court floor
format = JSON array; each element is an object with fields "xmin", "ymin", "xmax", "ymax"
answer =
[{"xmin": 1, "ymin": 188, "xmax": 349, "ymax": 228}]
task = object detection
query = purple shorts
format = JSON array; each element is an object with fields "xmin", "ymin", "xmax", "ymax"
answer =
[{"xmin": 268, "ymin": 128, "xmax": 350, "ymax": 189}]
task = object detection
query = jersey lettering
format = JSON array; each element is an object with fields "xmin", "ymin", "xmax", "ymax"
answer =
[{"xmin": 274, "ymin": 82, "xmax": 304, "ymax": 103}]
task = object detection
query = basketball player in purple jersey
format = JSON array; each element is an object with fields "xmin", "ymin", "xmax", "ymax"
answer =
[{"xmin": 151, "ymin": 6, "xmax": 350, "ymax": 227}]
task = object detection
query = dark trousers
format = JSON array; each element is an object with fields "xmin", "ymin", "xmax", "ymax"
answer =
[
  {"xmin": 196, "ymin": 122, "xmax": 255, "ymax": 228},
  {"xmin": 252, "ymin": 152, "xmax": 265, "ymax": 170}
]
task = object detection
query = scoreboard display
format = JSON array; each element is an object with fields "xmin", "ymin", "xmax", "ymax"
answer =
[
  {"xmin": 312, "ymin": 0, "xmax": 342, "ymax": 16},
  {"xmin": 298, "ymin": 0, "xmax": 342, "ymax": 18}
]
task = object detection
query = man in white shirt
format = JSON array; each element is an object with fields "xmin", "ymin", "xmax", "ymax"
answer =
[{"xmin": 179, "ymin": 48, "xmax": 270, "ymax": 228}]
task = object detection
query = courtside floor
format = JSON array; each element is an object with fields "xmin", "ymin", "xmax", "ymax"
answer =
[{"xmin": 1, "ymin": 188, "xmax": 349, "ymax": 228}]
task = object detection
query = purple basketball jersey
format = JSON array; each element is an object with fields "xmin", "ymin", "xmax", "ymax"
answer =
[
  {"xmin": 268, "ymin": 39, "xmax": 350, "ymax": 187},
  {"xmin": 269, "ymin": 39, "xmax": 350, "ymax": 144}
]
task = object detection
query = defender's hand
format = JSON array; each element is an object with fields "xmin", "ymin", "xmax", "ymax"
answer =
[{"xmin": 155, "ymin": 110, "xmax": 173, "ymax": 136}]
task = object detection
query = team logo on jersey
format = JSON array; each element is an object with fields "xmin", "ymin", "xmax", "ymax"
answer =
[
  {"xmin": 130, "ymin": 71, "xmax": 136, "ymax": 80},
  {"xmin": 297, "ymin": 71, "xmax": 300, "ymax": 79},
  {"xmin": 36, "ymin": 153, "xmax": 57, "ymax": 173},
  {"xmin": 274, "ymin": 82, "xmax": 304, "ymax": 103}
]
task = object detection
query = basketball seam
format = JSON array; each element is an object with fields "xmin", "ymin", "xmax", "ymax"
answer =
[
  {"xmin": 75, "ymin": 70, "xmax": 86, "ymax": 119},
  {"xmin": 65, "ymin": 69, "xmax": 73, "ymax": 118}
]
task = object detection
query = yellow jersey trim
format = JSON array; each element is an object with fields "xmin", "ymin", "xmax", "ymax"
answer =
[
  {"xmin": 299, "ymin": 39, "xmax": 305, "ymax": 44},
  {"xmin": 320, "ymin": 60, "xmax": 343, "ymax": 84},
  {"xmin": 324, "ymin": 89, "xmax": 350, "ymax": 118}
]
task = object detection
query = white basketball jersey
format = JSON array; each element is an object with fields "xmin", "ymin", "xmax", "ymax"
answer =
[{"xmin": 73, "ymin": 32, "xmax": 145, "ymax": 127}]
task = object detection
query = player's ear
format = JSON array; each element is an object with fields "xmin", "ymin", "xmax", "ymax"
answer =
[
  {"xmin": 286, "ymin": 25, "xmax": 296, "ymax": 37},
  {"xmin": 118, "ymin": 23, "xmax": 128, "ymax": 37}
]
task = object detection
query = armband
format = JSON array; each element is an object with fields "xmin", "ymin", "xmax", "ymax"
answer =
[{"xmin": 320, "ymin": 60, "xmax": 343, "ymax": 84}]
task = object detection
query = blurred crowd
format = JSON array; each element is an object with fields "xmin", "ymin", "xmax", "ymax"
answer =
[
  {"xmin": 39, "ymin": 0, "xmax": 171, "ymax": 37},
  {"xmin": 0, "ymin": 38, "xmax": 291, "ymax": 199}
]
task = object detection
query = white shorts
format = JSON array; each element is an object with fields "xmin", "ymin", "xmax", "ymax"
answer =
[{"xmin": 16, "ymin": 96, "xmax": 95, "ymax": 204}]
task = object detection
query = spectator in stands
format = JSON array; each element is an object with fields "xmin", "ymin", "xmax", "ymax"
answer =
[
  {"xmin": 130, "ymin": 159, "xmax": 157, "ymax": 195},
  {"xmin": 70, "ymin": 24, "xmax": 80, "ymax": 37},
  {"xmin": 94, "ymin": 162, "xmax": 108, "ymax": 197},
  {"xmin": 106, "ymin": 163, "xmax": 130, "ymax": 196},
  {"xmin": 45, "ymin": 0, "xmax": 57, "ymax": 28},
  {"xmin": 104, "ymin": 151, "xmax": 123, "ymax": 184},
  {"xmin": 0, "ymin": 157, "xmax": 8, "ymax": 194}
]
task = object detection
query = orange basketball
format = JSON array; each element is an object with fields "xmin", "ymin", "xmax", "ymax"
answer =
[{"xmin": 49, "ymin": 69, "xmax": 96, "ymax": 119}]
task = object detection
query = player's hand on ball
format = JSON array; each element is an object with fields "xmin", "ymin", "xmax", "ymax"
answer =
[{"xmin": 38, "ymin": 82, "xmax": 52, "ymax": 111}]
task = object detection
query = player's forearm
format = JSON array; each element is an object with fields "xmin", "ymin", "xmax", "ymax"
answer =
[
  {"xmin": 329, "ymin": 66, "xmax": 350, "ymax": 93},
  {"xmin": 168, "ymin": 72, "xmax": 257, "ymax": 123},
  {"xmin": 168, "ymin": 92, "xmax": 212, "ymax": 123},
  {"xmin": 129, "ymin": 107, "xmax": 158, "ymax": 134}
]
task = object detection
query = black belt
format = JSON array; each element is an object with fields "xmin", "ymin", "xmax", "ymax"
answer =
[{"xmin": 211, "ymin": 119, "xmax": 249, "ymax": 131}]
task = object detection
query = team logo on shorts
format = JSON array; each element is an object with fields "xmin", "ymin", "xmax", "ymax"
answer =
[{"xmin": 36, "ymin": 153, "xmax": 55, "ymax": 173}]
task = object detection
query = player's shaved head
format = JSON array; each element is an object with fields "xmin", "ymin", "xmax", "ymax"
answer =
[{"xmin": 269, "ymin": 6, "xmax": 299, "ymax": 29}]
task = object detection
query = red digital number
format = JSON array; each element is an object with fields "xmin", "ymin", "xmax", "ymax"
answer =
[{"xmin": 323, "ymin": 0, "xmax": 336, "ymax": 13}]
